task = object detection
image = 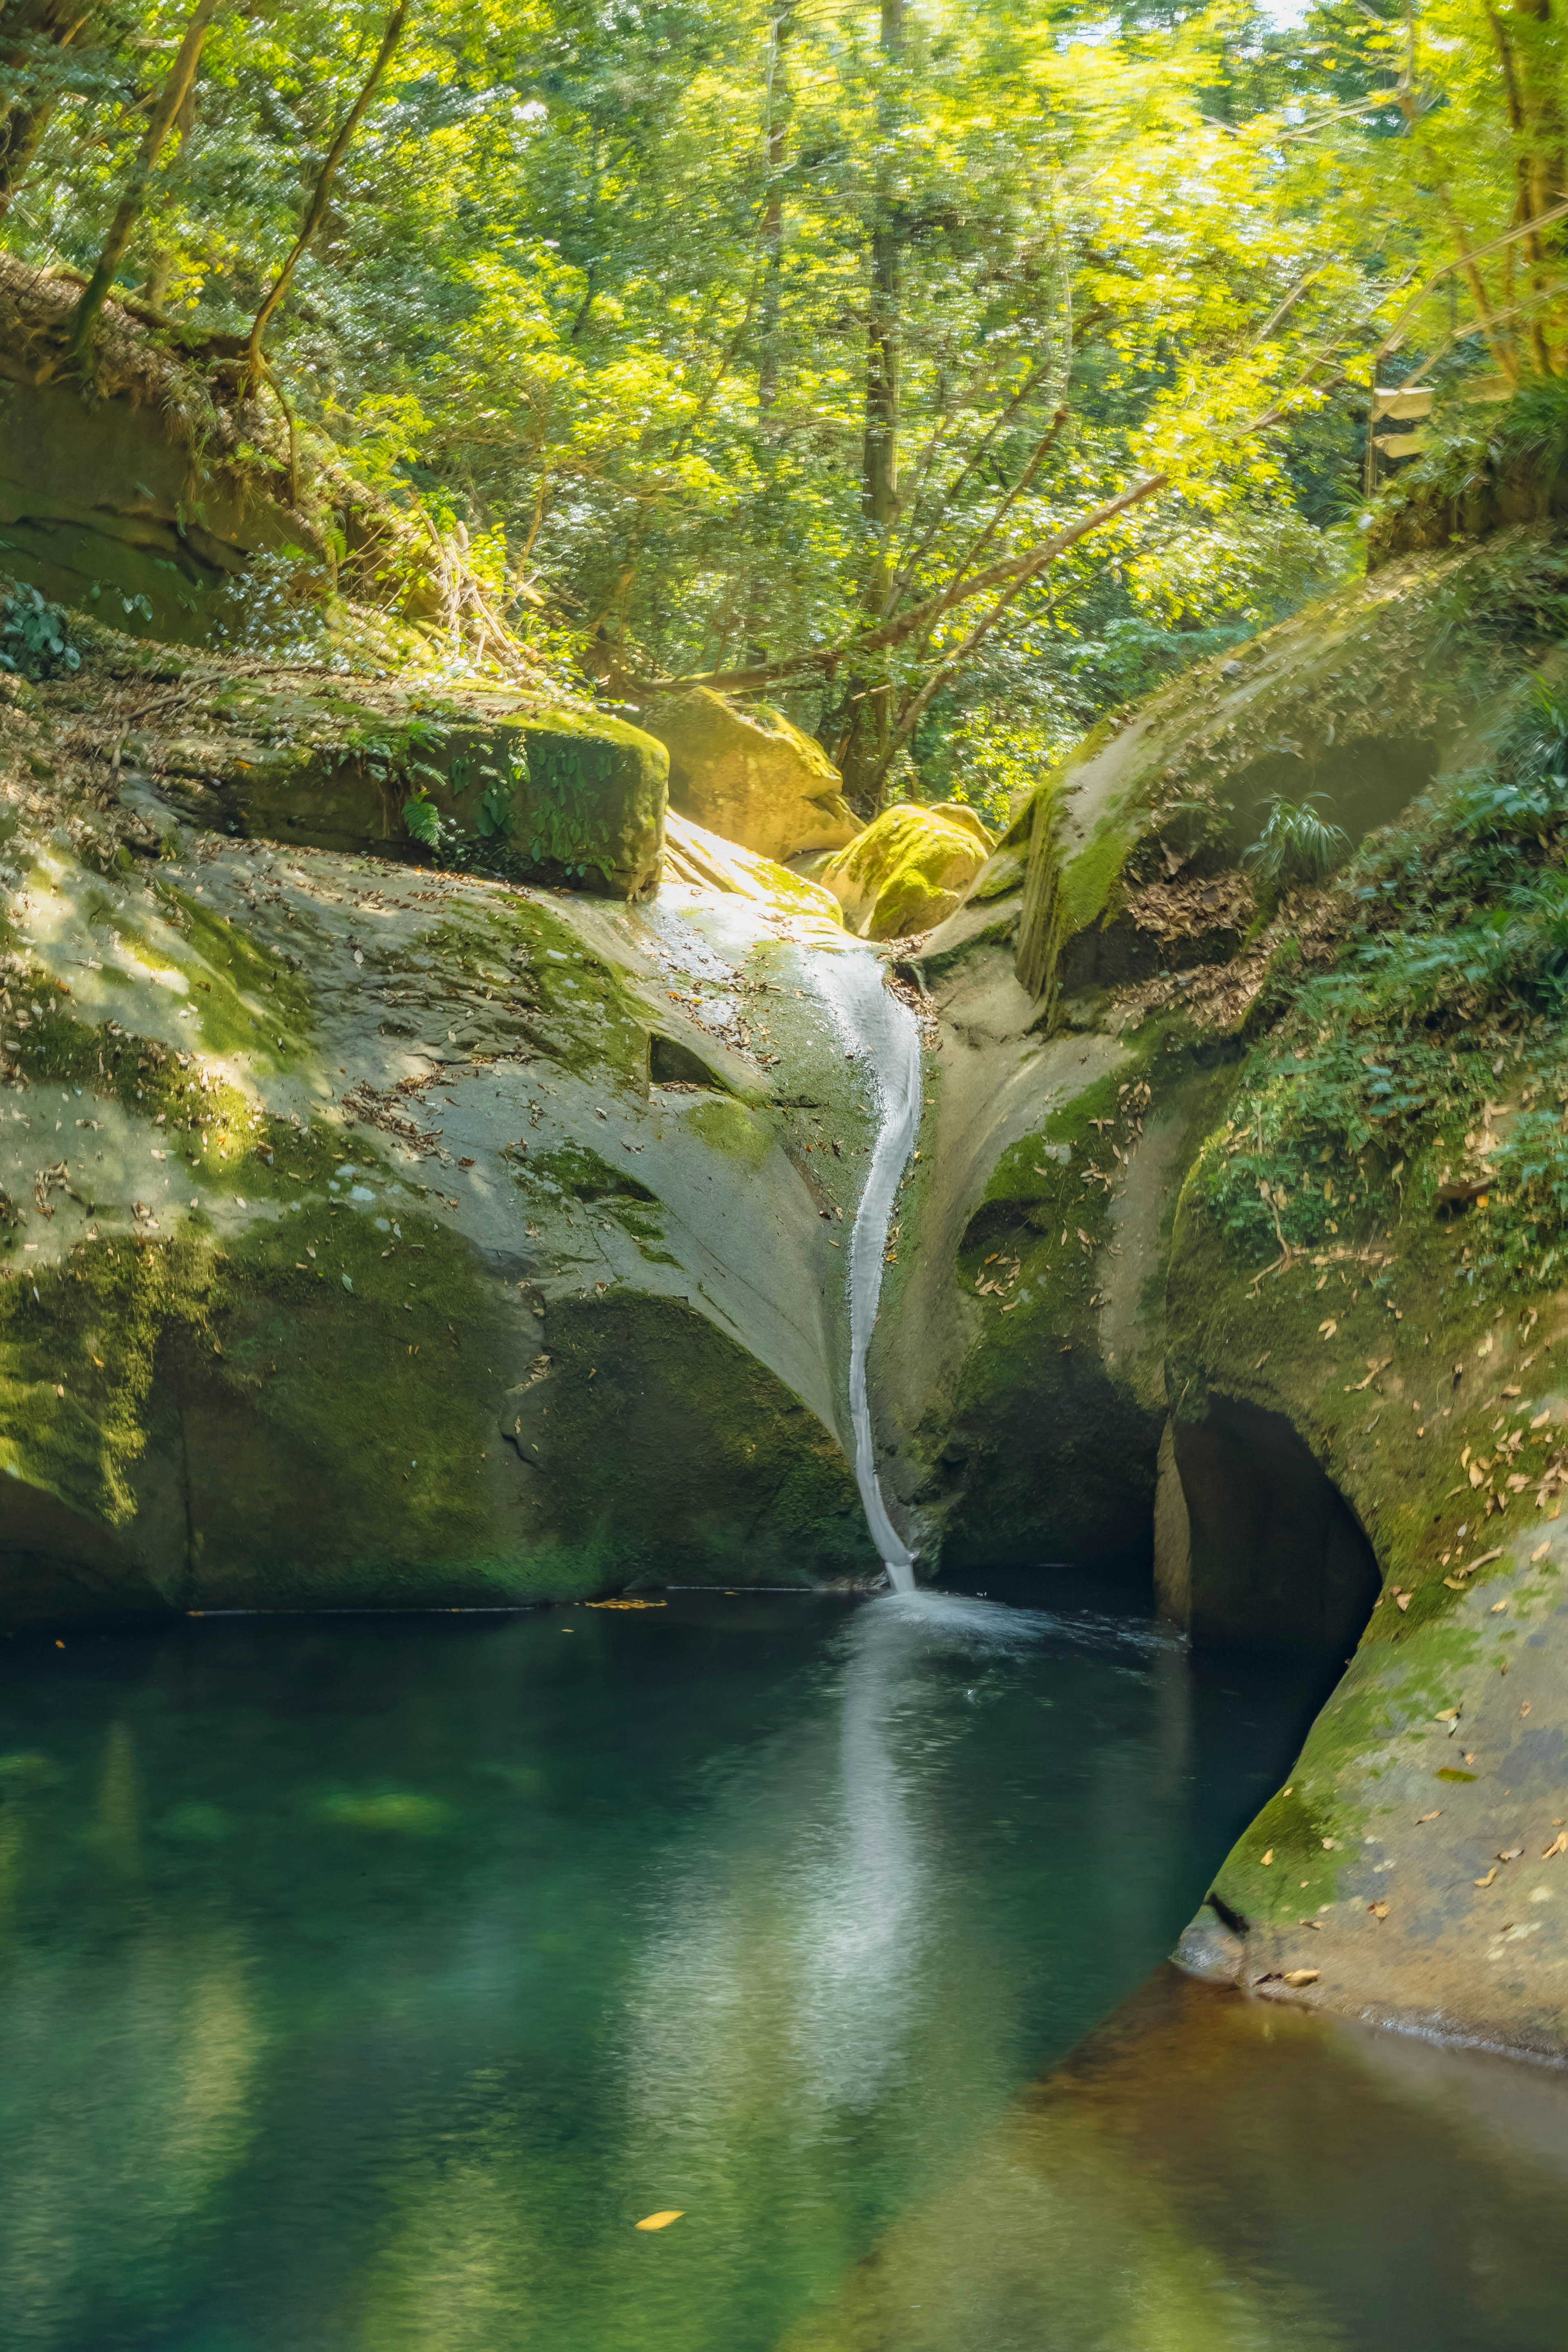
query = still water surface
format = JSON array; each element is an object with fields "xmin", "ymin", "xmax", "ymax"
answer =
[{"xmin": 0, "ymin": 1584, "xmax": 1565, "ymax": 2350}]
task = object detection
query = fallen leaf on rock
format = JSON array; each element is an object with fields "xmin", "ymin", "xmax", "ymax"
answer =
[
  {"xmin": 1543, "ymin": 1833, "xmax": 1568, "ymax": 1858},
  {"xmin": 1417, "ymin": 1811, "xmax": 1441, "ymax": 1823},
  {"xmin": 1532, "ymin": 1542, "xmax": 1551, "ymax": 1562},
  {"xmin": 1369, "ymin": 1901, "xmax": 1389, "ymax": 1919},
  {"xmin": 1475, "ymin": 1866, "xmax": 1499, "ymax": 1887},
  {"xmin": 1281, "ymin": 1969, "xmax": 1319, "ymax": 1987}
]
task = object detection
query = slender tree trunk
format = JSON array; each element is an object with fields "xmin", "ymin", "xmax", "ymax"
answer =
[
  {"xmin": 0, "ymin": 0, "xmax": 94, "ymax": 221},
  {"xmin": 758, "ymin": 4, "xmax": 793, "ymax": 413},
  {"xmin": 1489, "ymin": 1, "xmax": 1567, "ymax": 374},
  {"xmin": 244, "ymin": 0, "xmax": 409, "ymax": 391},
  {"xmin": 835, "ymin": 0, "xmax": 905, "ymax": 805},
  {"xmin": 862, "ymin": 0, "xmax": 903, "ymax": 597},
  {"xmin": 66, "ymin": 0, "xmax": 217, "ymax": 362}
]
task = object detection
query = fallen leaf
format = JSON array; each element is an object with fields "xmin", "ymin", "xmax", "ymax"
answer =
[
  {"xmin": 1499, "ymin": 1847, "xmax": 1523, "ymax": 1862},
  {"xmin": 1417, "ymin": 1810, "xmax": 1441, "ymax": 1822},
  {"xmin": 1475, "ymin": 1866, "xmax": 1499, "ymax": 1887},
  {"xmin": 1396, "ymin": 1592, "xmax": 1412, "ymax": 1610},
  {"xmin": 1435, "ymin": 1707, "xmax": 1461, "ymax": 1721},
  {"xmin": 1260, "ymin": 1849, "xmax": 1274, "ymax": 1866},
  {"xmin": 1503, "ymin": 1385, "xmax": 1522, "ymax": 1398},
  {"xmin": 1368, "ymin": 1901, "xmax": 1389, "ymax": 1919},
  {"xmin": 1469, "ymin": 1463, "xmax": 1484, "ymax": 1487},
  {"xmin": 1281, "ymin": 1969, "xmax": 1319, "ymax": 1987},
  {"xmin": 1521, "ymin": 1701, "xmax": 1532, "ymax": 1717},
  {"xmin": 1319, "ymin": 1319, "xmax": 1337, "ymax": 1338},
  {"xmin": 1543, "ymin": 1832, "xmax": 1568, "ymax": 1858},
  {"xmin": 1532, "ymin": 1410, "xmax": 1552, "ymax": 1429},
  {"xmin": 1532, "ymin": 1542, "xmax": 1550, "ymax": 1562},
  {"xmin": 635, "ymin": 2211, "xmax": 684, "ymax": 2232}
]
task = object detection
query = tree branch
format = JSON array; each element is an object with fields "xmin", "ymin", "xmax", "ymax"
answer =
[
  {"xmin": 66, "ymin": 0, "xmax": 218, "ymax": 362},
  {"xmin": 634, "ymin": 471, "xmax": 1167, "ymax": 695},
  {"xmin": 244, "ymin": 0, "xmax": 410, "ymax": 392}
]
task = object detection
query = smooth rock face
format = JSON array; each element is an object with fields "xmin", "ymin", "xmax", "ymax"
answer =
[
  {"xmin": 822, "ymin": 802, "xmax": 995, "ymax": 940},
  {"xmin": 0, "ymin": 672, "xmax": 899, "ymax": 1613},
  {"xmin": 641, "ymin": 687, "xmax": 860, "ymax": 863}
]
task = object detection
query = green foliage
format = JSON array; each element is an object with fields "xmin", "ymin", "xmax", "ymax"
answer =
[
  {"xmin": 4, "ymin": 0, "xmax": 1566, "ymax": 796},
  {"xmin": 402, "ymin": 789, "xmax": 445, "ymax": 849},
  {"xmin": 1201, "ymin": 677, "xmax": 1568, "ymax": 1285},
  {"xmin": 0, "ymin": 583, "xmax": 80, "ymax": 680},
  {"xmin": 1243, "ymin": 796, "xmax": 1351, "ymax": 890}
]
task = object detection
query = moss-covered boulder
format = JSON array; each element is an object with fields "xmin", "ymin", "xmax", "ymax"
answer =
[
  {"xmin": 1011, "ymin": 529, "xmax": 1568, "ymax": 1018},
  {"xmin": 44, "ymin": 658, "xmax": 670, "ymax": 899},
  {"xmin": 0, "ymin": 255, "xmax": 448, "ymax": 647},
  {"xmin": 640, "ymin": 686, "xmax": 859, "ymax": 863},
  {"xmin": 821, "ymin": 801, "xmax": 994, "ymax": 939}
]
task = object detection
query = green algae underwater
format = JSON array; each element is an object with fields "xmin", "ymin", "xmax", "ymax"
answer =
[{"xmin": 0, "ymin": 1582, "xmax": 1566, "ymax": 2352}]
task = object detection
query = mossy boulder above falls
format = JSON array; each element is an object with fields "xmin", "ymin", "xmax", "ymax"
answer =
[
  {"xmin": 639, "ymin": 685, "xmax": 860, "ymax": 864},
  {"xmin": 42, "ymin": 655, "xmax": 670, "ymax": 899},
  {"xmin": 822, "ymin": 801, "xmax": 994, "ymax": 940}
]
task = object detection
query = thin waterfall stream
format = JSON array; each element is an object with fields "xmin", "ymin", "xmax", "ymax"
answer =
[{"xmin": 822, "ymin": 944, "xmax": 924, "ymax": 1592}]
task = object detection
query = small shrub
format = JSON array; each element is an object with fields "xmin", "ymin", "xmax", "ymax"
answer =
[
  {"xmin": 0, "ymin": 583, "xmax": 80, "ymax": 679},
  {"xmin": 1243, "ymin": 795, "xmax": 1349, "ymax": 889}
]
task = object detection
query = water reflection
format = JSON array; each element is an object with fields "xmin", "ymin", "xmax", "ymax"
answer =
[{"xmin": 0, "ymin": 1597, "xmax": 1513, "ymax": 2352}]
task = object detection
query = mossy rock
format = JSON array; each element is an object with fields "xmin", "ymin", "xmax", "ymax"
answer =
[
  {"xmin": 641, "ymin": 685, "xmax": 858, "ymax": 863},
  {"xmin": 143, "ymin": 684, "xmax": 668, "ymax": 898},
  {"xmin": 1013, "ymin": 530, "xmax": 1568, "ymax": 1014},
  {"xmin": 822, "ymin": 802, "xmax": 995, "ymax": 940}
]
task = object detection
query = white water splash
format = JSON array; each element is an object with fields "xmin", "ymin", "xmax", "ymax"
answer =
[{"xmin": 820, "ymin": 949, "xmax": 923, "ymax": 1592}]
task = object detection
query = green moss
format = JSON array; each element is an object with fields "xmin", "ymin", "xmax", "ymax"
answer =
[
  {"xmin": 683, "ymin": 1096, "xmax": 777, "ymax": 1168},
  {"xmin": 410, "ymin": 902, "xmax": 650, "ymax": 1086},
  {"xmin": 149, "ymin": 883, "xmax": 312, "ymax": 1064},
  {"xmin": 0, "ymin": 1230, "xmax": 218, "ymax": 1523},
  {"xmin": 510, "ymin": 1290, "xmax": 874, "ymax": 1590},
  {"xmin": 821, "ymin": 804, "xmax": 990, "ymax": 940},
  {"xmin": 1059, "ymin": 818, "xmax": 1136, "ymax": 937}
]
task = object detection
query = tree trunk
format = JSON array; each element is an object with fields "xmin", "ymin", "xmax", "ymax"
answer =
[
  {"xmin": 0, "ymin": 0, "xmax": 94, "ymax": 222},
  {"xmin": 66, "ymin": 0, "xmax": 218, "ymax": 362},
  {"xmin": 1489, "ymin": 0, "xmax": 1568, "ymax": 374},
  {"xmin": 758, "ymin": 4, "xmax": 793, "ymax": 413},
  {"xmin": 244, "ymin": 0, "xmax": 409, "ymax": 392},
  {"xmin": 833, "ymin": 0, "xmax": 905, "ymax": 805}
]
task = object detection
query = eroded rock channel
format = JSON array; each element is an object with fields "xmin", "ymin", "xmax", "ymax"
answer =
[{"xmin": 8, "ymin": 521, "xmax": 1568, "ymax": 2065}]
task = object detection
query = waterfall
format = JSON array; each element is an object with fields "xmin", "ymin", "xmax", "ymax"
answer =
[{"xmin": 823, "ymin": 948, "xmax": 923, "ymax": 1592}]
